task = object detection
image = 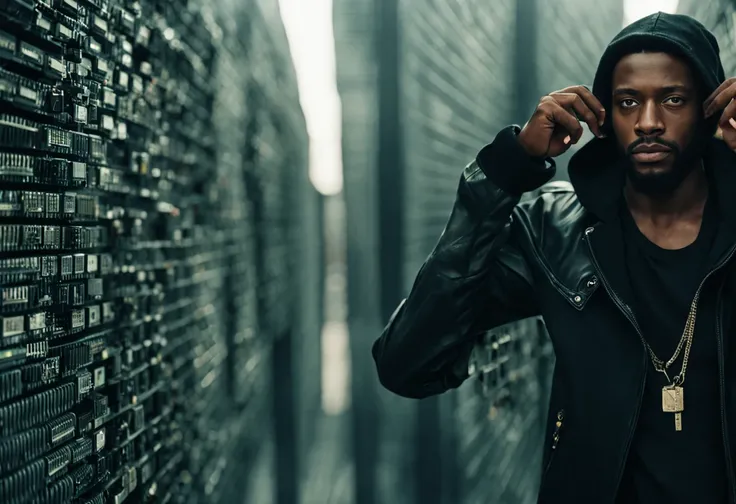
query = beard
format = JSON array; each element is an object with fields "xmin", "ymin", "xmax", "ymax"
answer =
[{"xmin": 621, "ymin": 129, "xmax": 708, "ymax": 196}]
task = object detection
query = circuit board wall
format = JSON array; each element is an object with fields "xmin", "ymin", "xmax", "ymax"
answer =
[{"xmin": 0, "ymin": 0, "xmax": 311, "ymax": 503}]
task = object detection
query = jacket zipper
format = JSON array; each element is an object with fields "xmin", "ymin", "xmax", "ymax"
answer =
[
  {"xmin": 584, "ymin": 226, "xmax": 736, "ymax": 499},
  {"xmin": 584, "ymin": 226, "xmax": 647, "ymax": 498},
  {"xmin": 543, "ymin": 409, "xmax": 565, "ymax": 476},
  {"xmin": 716, "ymin": 280, "xmax": 736, "ymax": 504}
]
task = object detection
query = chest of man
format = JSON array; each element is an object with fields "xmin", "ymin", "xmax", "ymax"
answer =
[{"xmin": 522, "ymin": 207, "xmax": 736, "ymax": 503}]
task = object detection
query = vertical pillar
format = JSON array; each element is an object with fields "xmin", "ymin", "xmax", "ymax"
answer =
[
  {"xmin": 415, "ymin": 397, "xmax": 443, "ymax": 504},
  {"xmin": 334, "ymin": 0, "xmax": 383, "ymax": 501},
  {"xmin": 515, "ymin": 0, "xmax": 540, "ymax": 123},
  {"xmin": 272, "ymin": 329, "xmax": 299, "ymax": 504},
  {"xmin": 376, "ymin": 0, "xmax": 405, "ymax": 322}
]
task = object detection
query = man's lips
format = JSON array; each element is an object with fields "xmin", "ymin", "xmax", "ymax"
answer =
[
  {"xmin": 631, "ymin": 143, "xmax": 672, "ymax": 163},
  {"xmin": 632, "ymin": 143, "xmax": 672, "ymax": 154}
]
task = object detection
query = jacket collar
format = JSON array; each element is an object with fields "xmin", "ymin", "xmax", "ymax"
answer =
[{"xmin": 568, "ymin": 136, "xmax": 736, "ymax": 229}]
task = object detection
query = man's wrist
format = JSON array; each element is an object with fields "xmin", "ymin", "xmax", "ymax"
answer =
[{"xmin": 476, "ymin": 125, "xmax": 556, "ymax": 196}]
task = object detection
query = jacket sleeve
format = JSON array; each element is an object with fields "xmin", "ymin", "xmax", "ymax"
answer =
[{"xmin": 372, "ymin": 125, "xmax": 556, "ymax": 399}]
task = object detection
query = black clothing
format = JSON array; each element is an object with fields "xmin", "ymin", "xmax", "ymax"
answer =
[
  {"xmin": 616, "ymin": 195, "xmax": 729, "ymax": 504},
  {"xmin": 592, "ymin": 12, "xmax": 726, "ymax": 136},
  {"xmin": 371, "ymin": 124, "xmax": 736, "ymax": 503}
]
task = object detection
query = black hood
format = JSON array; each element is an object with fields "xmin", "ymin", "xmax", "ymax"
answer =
[
  {"xmin": 569, "ymin": 12, "xmax": 731, "ymax": 224},
  {"xmin": 592, "ymin": 12, "xmax": 725, "ymax": 134}
]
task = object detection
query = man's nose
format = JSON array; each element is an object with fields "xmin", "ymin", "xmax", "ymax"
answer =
[{"xmin": 635, "ymin": 101, "xmax": 666, "ymax": 136}]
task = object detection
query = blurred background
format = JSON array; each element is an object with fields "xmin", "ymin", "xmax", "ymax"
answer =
[{"xmin": 2, "ymin": 0, "xmax": 736, "ymax": 504}]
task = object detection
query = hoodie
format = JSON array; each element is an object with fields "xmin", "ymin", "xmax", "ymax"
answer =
[
  {"xmin": 480, "ymin": 12, "xmax": 727, "ymax": 199},
  {"xmin": 566, "ymin": 12, "xmax": 728, "ymax": 224},
  {"xmin": 592, "ymin": 11, "xmax": 726, "ymax": 136}
]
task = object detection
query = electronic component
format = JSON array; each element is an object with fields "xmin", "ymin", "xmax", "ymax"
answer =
[
  {"xmin": 40, "ymin": 255, "xmax": 58, "ymax": 278},
  {"xmin": 0, "ymin": 382, "xmax": 75, "ymax": 436},
  {"xmin": 2, "ymin": 314, "xmax": 25, "ymax": 341},
  {"xmin": 26, "ymin": 340, "xmax": 49, "ymax": 359},
  {"xmin": 77, "ymin": 369, "xmax": 92, "ymax": 398},
  {"xmin": 0, "ymin": 346, "xmax": 26, "ymax": 370},
  {"xmin": 94, "ymin": 427, "xmax": 106, "ymax": 451},
  {"xmin": 20, "ymin": 356, "xmax": 57, "ymax": 392},
  {"xmin": 49, "ymin": 412, "xmax": 76, "ymax": 446},
  {"xmin": 48, "ymin": 340, "xmax": 91, "ymax": 376},
  {"xmin": 71, "ymin": 435, "xmax": 93, "ymax": 463},
  {"xmin": 0, "ymin": 423, "xmax": 45, "ymax": 473},
  {"xmin": 1, "ymin": 284, "xmax": 30, "ymax": 310},
  {"xmin": 0, "ymin": 368, "xmax": 21, "ymax": 402},
  {"xmin": 46, "ymin": 443, "xmax": 71, "ymax": 476},
  {"xmin": 0, "ymin": 68, "xmax": 47, "ymax": 111},
  {"xmin": 0, "ymin": 114, "xmax": 38, "ymax": 149},
  {"xmin": 49, "ymin": 473, "xmax": 75, "ymax": 501},
  {"xmin": 24, "ymin": 191, "xmax": 47, "ymax": 217},
  {"xmin": 0, "ymin": 458, "xmax": 44, "ymax": 503},
  {"xmin": 93, "ymin": 365, "xmax": 105, "ymax": 387}
]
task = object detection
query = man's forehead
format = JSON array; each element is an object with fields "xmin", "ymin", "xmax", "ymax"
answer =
[{"xmin": 612, "ymin": 52, "xmax": 695, "ymax": 89}]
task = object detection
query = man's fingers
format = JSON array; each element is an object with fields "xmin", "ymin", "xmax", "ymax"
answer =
[
  {"xmin": 705, "ymin": 80, "xmax": 736, "ymax": 117},
  {"xmin": 548, "ymin": 103, "xmax": 584, "ymax": 143},
  {"xmin": 717, "ymin": 98, "xmax": 736, "ymax": 129},
  {"xmin": 551, "ymin": 92, "xmax": 603, "ymax": 138},
  {"xmin": 559, "ymin": 85, "xmax": 606, "ymax": 126},
  {"xmin": 704, "ymin": 77, "xmax": 736, "ymax": 112}
]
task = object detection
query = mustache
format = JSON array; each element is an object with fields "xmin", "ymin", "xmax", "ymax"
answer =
[{"xmin": 626, "ymin": 137, "xmax": 680, "ymax": 156}]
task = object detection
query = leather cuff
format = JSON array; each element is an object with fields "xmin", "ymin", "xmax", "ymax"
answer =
[{"xmin": 476, "ymin": 125, "xmax": 556, "ymax": 196}]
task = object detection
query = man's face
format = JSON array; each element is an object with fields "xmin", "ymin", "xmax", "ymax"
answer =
[{"xmin": 611, "ymin": 51, "xmax": 706, "ymax": 195}]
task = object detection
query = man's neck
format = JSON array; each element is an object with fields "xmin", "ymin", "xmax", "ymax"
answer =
[
  {"xmin": 624, "ymin": 163, "xmax": 709, "ymax": 249},
  {"xmin": 625, "ymin": 164, "xmax": 709, "ymax": 221}
]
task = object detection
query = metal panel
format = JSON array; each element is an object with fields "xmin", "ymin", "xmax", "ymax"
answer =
[
  {"xmin": 398, "ymin": 2, "xmax": 519, "ymax": 503},
  {"xmin": 678, "ymin": 0, "xmax": 736, "ymax": 75},
  {"xmin": 399, "ymin": 0, "xmax": 518, "ymax": 288}
]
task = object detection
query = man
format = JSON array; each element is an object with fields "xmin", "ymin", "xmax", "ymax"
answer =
[{"xmin": 372, "ymin": 12, "xmax": 736, "ymax": 504}]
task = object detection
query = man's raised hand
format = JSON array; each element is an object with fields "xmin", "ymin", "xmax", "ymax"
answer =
[{"xmin": 518, "ymin": 85, "xmax": 607, "ymax": 158}]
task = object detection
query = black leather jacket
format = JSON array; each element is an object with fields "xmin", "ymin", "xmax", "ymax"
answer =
[{"xmin": 372, "ymin": 126, "xmax": 736, "ymax": 503}]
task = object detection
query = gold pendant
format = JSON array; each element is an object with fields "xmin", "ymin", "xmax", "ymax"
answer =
[
  {"xmin": 662, "ymin": 385, "xmax": 684, "ymax": 412},
  {"xmin": 662, "ymin": 385, "xmax": 684, "ymax": 431}
]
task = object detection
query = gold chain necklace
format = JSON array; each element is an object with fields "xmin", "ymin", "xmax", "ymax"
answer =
[
  {"xmin": 648, "ymin": 290, "xmax": 700, "ymax": 432},
  {"xmin": 625, "ymin": 170, "xmax": 707, "ymax": 432}
]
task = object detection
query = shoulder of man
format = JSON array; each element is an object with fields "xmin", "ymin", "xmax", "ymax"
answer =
[{"xmin": 515, "ymin": 180, "xmax": 587, "ymax": 238}]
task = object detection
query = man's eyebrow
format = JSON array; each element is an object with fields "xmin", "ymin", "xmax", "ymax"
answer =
[{"xmin": 613, "ymin": 85, "xmax": 692, "ymax": 97}]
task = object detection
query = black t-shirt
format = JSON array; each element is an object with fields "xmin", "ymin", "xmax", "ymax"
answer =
[{"xmin": 617, "ymin": 194, "xmax": 729, "ymax": 503}]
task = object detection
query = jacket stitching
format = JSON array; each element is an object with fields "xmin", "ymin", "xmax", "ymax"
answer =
[{"xmin": 513, "ymin": 207, "xmax": 599, "ymax": 310}]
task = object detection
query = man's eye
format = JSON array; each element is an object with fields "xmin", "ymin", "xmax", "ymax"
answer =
[
  {"xmin": 620, "ymin": 99, "xmax": 637, "ymax": 108},
  {"xmin": 665, "ymin": 96, "xmax": 684, "ymax": 105}
]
